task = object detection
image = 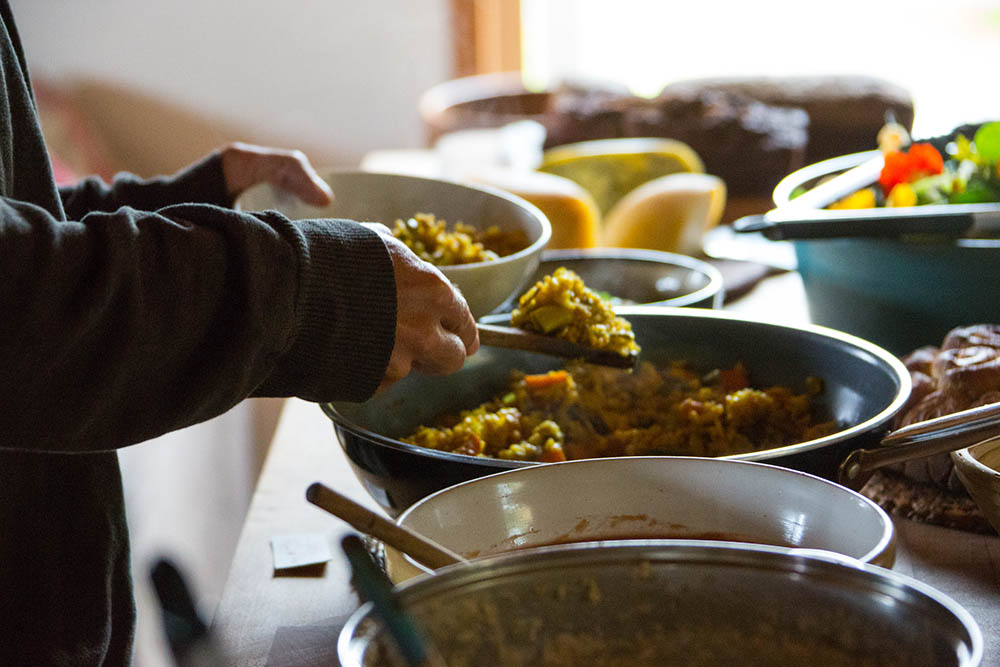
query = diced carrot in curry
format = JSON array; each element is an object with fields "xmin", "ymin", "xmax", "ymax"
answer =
[
  {"xmin": 524, "ymin": 370, "xmax": 570, "ymax": 389},
  {"xmin": 719, "ymin": 364, "xmax": 750, "ymax": 392}
]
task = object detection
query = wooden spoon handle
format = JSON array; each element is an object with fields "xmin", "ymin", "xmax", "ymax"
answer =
[{"xmin": 306, "ymin": 482, "xmax": 465, "ymax": 570}]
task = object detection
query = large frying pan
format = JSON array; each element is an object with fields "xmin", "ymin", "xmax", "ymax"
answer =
[{"xmin": 322, "ymin": 308, "xmax": 990, "ymax": 516}]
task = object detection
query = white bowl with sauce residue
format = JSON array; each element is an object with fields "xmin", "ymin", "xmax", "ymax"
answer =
[{"xmin": 384, "ymin": 456, "xmax": 895, "ymax": 583}]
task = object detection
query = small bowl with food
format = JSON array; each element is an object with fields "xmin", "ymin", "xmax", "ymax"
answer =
[
  {"xmin": 490, "ymin": 247, "xmax": 724, "ymax": 313},
  {"xmin": 236, "ymin": 169, "xmax": 551, "ymax": 317},
  {"xmin": 382, "ymin": 456, "xmax": 896, "ymax": 583}
]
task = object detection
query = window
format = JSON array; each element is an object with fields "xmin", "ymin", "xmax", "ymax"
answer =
[
  {"xmin": 452, "ymin": 0, "xmax": 522, "ymax": 76},
  {"xmin": 514, "ymin": 0, "xmax": 998, "ymax": 138}
]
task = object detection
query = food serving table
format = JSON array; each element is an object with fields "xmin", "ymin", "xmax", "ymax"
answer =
[{"xmin": 212, "ymin": 271, "xmax": 1000, "ymax": 666}]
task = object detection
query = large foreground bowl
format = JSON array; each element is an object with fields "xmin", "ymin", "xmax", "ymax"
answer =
[
  {"xmin": 339, "ymin": 542, "xmax": 982, "ymax": 667},
  {"xmin": 384, "ymin": 456, "xmax": 896, "ymax": 583},
  {"xmin": 492, "ymin": 247, "xmax": 724, "ymax": 312},
  {"xmin": 772, "ymin": 150, "xmax": 1000, "ymax": 355},
  {"xmin": 323, "ymin": 307, "xmax": 910, "ymax": 515},
  {"xmin": 236, "ymin": 169, "xmax": 551, "ymax": 318}
]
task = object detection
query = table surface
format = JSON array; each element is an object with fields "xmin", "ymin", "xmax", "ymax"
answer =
[{"xmin": 212, "ymin": 271, "xmax": 1000, "ymax": 666}]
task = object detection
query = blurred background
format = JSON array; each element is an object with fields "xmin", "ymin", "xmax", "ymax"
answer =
[
  {"xmin": 520, "ymin": 0, "xmax": 997, "ymax": 138},
  {"xmin": 8, "ymin": 1, "xmax": 997, "ymax": 664}
]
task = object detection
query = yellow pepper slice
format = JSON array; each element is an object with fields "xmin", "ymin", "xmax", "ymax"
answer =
[
  {"xmin": 828, "ymin": 188, "xmax": 877, "ymax": 210},
  {"xmin": 886, "ymin": 183, "xmax": 917, "ymax": 207}
]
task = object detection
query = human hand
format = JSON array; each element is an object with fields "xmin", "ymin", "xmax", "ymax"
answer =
[
  {"xmin": 364, "ymin": 224, "xmax": 479, "ymax": 391},
  {"xmin": 220, "ymin": 142, "xmax": 333, "ymax": 206}
]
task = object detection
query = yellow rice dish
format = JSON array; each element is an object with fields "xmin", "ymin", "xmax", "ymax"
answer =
[
  {"xmin": 391, "ymin": 212, "xmax": 528, "ymax": 266},
  {"xmin": 402, "ymin": 359, "xmax": 835, "ymax": 463},
  {"xmin": 512, "ymin": 267, "xmax": 640, "ymax": 359}
]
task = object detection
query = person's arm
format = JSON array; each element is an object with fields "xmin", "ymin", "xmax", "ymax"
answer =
[
  {"xmin": 58, "ymin": 143, "xmax": 334, "ymax": 218},
  {"xmin": 58, "ymin": 153, "xmax": 233, "ymax": 219},
  {"xmin": 0, "ymin": 197, "xmax": 397, "ymax": 453}
]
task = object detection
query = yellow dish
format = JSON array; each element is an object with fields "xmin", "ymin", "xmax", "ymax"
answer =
[{"xmin": 539, "ymin": 137, "xmax": 704, "ymax": 215}]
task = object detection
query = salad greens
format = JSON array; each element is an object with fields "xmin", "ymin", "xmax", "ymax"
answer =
[{"xmin": 824, "ymin": 120, "xmax": 1000, "ymax": 209}]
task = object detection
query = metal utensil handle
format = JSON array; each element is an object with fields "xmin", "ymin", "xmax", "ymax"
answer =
[
  {"xmin": 837, "ymin": 401, "xmax": 1000, "ymax": 490},
  {"xmin": 730, "ymin": 214, "xmax": 780, "ymax": 238},
  {"xmin": 477, "ymin": 322, "xmax": 638, "ymax": 369},
  {"xmin": 306, "ymin": 482, "xmax": 464, "ymax": 570},
  {"xmin": 734, "ymin": 210, "xmax": 975, "ymax": 241},
  {"xmin": 341, "ymin": 535, "xmax": 447, "ymax": 667},
  {"xmin": 768, "ymin": 211, "xmax": 972, "ymax": 240}
]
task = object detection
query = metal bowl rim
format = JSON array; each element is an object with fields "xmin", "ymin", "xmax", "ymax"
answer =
[
  {"xmin": 535, "ymin": 247, "xmax": 725, "ymax": 307},
  {"xmin": 337, "ymin": 540, "xmax": 982, "ymax": 667}
]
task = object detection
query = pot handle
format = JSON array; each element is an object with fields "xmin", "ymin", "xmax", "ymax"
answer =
[{"xmin": 837, "ymin": 401, "xmax": 1000, "ymax": 491}]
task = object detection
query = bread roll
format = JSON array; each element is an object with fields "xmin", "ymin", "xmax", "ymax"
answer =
[{"xmin": 890, "ymin": 325, "xmax": 1000, "ymax": 490}]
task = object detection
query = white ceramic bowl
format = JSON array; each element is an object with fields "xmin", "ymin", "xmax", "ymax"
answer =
[
  {"xmin": 952, "ymin": 436, "xmax": 1000, "ymax": 535},
  {"xmin": 236, "ymin": 170, "xmax": 550, "ymax": 318},
  {"xmin": 385, "ymin": 456, "xmax": 896, "ymax": 583}
]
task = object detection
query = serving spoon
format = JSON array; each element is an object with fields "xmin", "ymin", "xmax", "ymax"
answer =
[
  {"xmin": 476, "ymin": 322, "xmax": 639, "ymax": 369},
  {"xmin": 306, "ymin": 482, "xmax": 465, "ymax": 570}
]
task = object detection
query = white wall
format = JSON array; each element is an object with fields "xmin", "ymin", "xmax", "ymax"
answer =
[{"xmin": 10, "ymin": 0, "xmax": 451, "ymax": 166}]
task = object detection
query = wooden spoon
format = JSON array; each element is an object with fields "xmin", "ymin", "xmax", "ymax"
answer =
[
  {"xmin": 306, "ymin": 482, "xmax": 465, "ymax": 570},
  {"xmin": 477, "ymin": 322, "xmax": 639, "ymax": 369}
]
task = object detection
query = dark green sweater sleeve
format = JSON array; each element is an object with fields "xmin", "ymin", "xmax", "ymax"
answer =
[
  {"xmin": 0, "ymin": 196, "xmax": 397, "ymax": 453},
  {"xmin": 57, "ymin": 152, "xmax": 234, "ymax": 217}
]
